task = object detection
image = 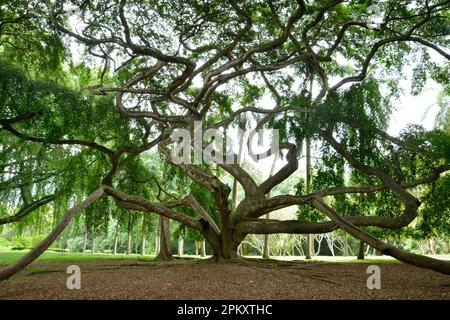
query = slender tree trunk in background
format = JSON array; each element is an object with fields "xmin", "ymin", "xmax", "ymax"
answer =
[
  {"xmin": 140, "ymin": 215, "xmax": 146, "ymax": 256},
  {"xmin": 126, "ymin": 216, "xmax": 132, "ymax": 255},
  {"xmin": 428, "ymin": 239, "xmax": 436, "ymax": 255},
  {"xmin": 305, "ymin": 136, "xmax": 314, "ymax": 259},
  {"xmin": 262, "ymin": 213, "xmax": 270, "ymax": 259},
  {"xmin": 343, "ymin": 234, "xmax": 349, "ymax": 256},
  {"xmin": 156, "ymin": 216, "xmax": 172, "ymax": 260},
  {"xmin": 0, "ymin": 187, "xmax": 104, "ymax": 281},
  {"xmin": 83, "ymin": 227, "xmax": 88, "ymax": 252},
  {"xmin": 263, "ymin": 156, "xmax": 277, "ymax": 259},
  {"xmin": 178, "ymin": 237, "xmax": 184, "ymax": 257},
  {"xmin": 140, "ymin": 233, "xmax": 146, "ymax": 256},
  {"xmin": 91, "ymin": 233, "xmax": 95, "ymax": 254},
  {"xmin": 200, "ymin": 239, "xmax": 206, "ymax": 257},
  {"xmin": 195, "ymin": 242, "xmax": 199, "ymax": 256},
  {"xmin": 357, "ymin": 240, "xmax": 365, "ymax": 260},
  {"xmin": 134, "ymin": 234, "xmax": 138, "ymax": 254},
  {"xmin": 113, "ymin": 224, "xmax": 119, "ymax": 254},
  {"xmin": 126, "ymin": 230, "xmax": 132, "ymax": 255},
  {"xmin": 154, "ymin": 232, "xmax": 160, "ymax": 255}
]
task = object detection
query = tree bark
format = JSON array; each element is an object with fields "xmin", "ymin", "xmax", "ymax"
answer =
[
  {"xmin": 357, "ymin": 240, "xmax": 365, "ymax": 260},
  {"xmin": 155, "ymin": 216, "xmax": 173, "ymax": 260},
  {"xmin": 0, "ymin": 187, "xmax": 104, "ymax": 281}
]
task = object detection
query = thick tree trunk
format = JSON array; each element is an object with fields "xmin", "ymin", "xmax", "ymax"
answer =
[
  {"xmin": 155, "ymin": 216, "xmax": 173, "ymax": 260},
  {"xmin": 357, "ymin": 240, "xmax": 365, "ymax": 260},
  {"xmin": 0, "ymin": 187, "xmax": 104, "ymax": 281}
]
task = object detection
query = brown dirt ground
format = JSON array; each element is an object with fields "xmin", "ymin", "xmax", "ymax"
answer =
[{"xmin": 0, "ymin": 259, "xmax": 449, "ymax": 300}]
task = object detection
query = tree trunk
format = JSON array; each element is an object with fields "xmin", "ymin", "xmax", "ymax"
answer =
[
  {"xmin": 126, "ymin": 230, "xmax": 132, "ymax": 255},
  {"xmin": 428, "ymin": 239, "xmax": 436, "ymax": 255},
  {"xmin": 263, "ymin": 214, "xmax": 270, "ymax": 259},
  {"xmin": 200, "ymin": 239, "xmax": 206, "ymax": 257},
  {"xmin": 263, "ymin": 156, "xmax": 277, "ymax": 259},
  {"xmin": 357, "ymin": 240, "xmax": 365, "ymax": 260},
  {"xmin": 305, "ymin": 136, "xmax": 314, "ymax": 260},
  {"xmin": 83, "ymin": 227, "xmax": 88, "ymax": 252},
  {"xmin": 342, "ymin": 234, "xmax": 349, "ymax": 256},
  {"xmin": 140, "ymin": 216, "xmax": 146, "ymax": 256},
  {"xmin": 113, "ymin": 224, "xmax": 119, "ymax": 254},
  {"xmin": 0, "ymin": 187, "xmax": 104, "ymax": 281},
  {"xmin": 140, "ymin": 233, "xmax": 146, "ymax": 256},
  {"xmin": 178, "ymin": 237, "xmax": 184, "ymax": 257},
  {"xmin": 91, "ymin": 234, "xmax": 95, "ymax": 254},
  {"xmin": 155, "ymin": 216, "xmax": 173, "ymax": 260}
]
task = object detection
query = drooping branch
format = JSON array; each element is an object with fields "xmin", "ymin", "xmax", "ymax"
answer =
[
  {"xmin": 0, "ymin": 186, "xmax": 105, "ymax": 281},
  {"xmin": 311, "ymin": 196, "xmax": 450, "ymax": 275},
  {"xmin": 103, "ymin": 185, "xmax": 202, "ymax": 231},
  {"xmin": 1, "ymin": 121, "xmax": 114, "ymax": 156},
  {"xmin": 0, "ymin": 194, "xmax": 56, "ymax": 226}
]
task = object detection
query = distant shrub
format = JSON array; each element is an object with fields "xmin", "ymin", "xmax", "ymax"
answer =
[
  {"xmin": 12, "ymin": 235, "xmax": 32, "ymax": 248},
  {"xmin": 66, "ymin": 236, "xmax": 84, "ymax": 252},
  {"xmin": 0, "ymin": 237, "xmax": 11, "ymax": 248},
  {"xmin": 30, "ymin": 234, "xmax": 46, "ymax": 246}
]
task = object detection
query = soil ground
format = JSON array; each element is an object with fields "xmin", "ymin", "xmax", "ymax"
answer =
[{"xmin": 0, "ymin": 258, "xmax": 449, "ymax": 299}]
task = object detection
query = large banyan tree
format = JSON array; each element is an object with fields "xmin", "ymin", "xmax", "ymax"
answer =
[{"xmin": 1, "ymin": 0, "xmax": 449, "ymax": 279}]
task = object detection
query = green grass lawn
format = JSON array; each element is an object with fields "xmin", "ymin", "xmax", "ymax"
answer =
[
  {"xmin": 1, "ymin": 250, "xmax": 449, "ymax": 266},
  {"xmin": 0, "ymin": 250, "xmax": 154, "ymax": 265}
]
